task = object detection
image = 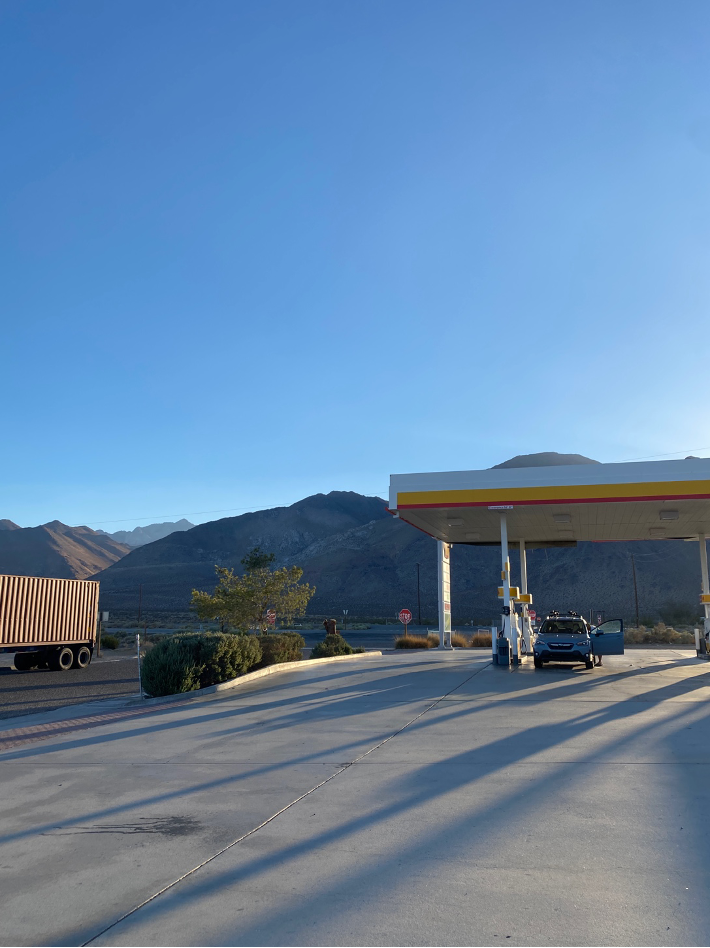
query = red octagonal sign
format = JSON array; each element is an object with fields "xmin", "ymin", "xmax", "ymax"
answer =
[{"xmin": 399, "ymin": 609, "xmax": 413, "ymax": 625}]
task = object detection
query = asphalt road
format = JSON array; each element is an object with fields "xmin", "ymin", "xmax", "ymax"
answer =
[
  {"xmin": 0, "ymin": 629, "xmax": 475, "ymax": 723},
  {"xmin": 0, "ymin": 652, "xmax": 140, "ymax": 721}
]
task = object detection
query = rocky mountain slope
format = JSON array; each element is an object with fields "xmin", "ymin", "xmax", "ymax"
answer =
[
  {"xmin": 0, "ymin": 521, "xmax": 130, "ymax": 580},
  {"xmin": 92, "ymin": 491, "xmax": 390, "ymax": 611},
  {"xmin": 98, "ymin": 518, "xmax": 194, "ymax": 548}
]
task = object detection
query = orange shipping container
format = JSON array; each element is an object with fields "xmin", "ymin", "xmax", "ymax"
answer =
[{"xmin": 0, "ymin": 574, "xmax": 98, "ymax": 648}]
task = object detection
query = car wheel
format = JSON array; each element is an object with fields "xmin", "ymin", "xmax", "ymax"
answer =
[
  {"xmin": 534, "ymin": 657, "xmax": 542, "ymax": 668},
  {"xmin": 585, "ymin": 659, "xmax": 594, "ymax": 669},
  {"xmin": 50, "ymin": 647, "xmax": 74, "ymax": 671}
]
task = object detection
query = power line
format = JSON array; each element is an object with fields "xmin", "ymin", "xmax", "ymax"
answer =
[{"xmin": 617, "ymin": 446, "xmax": 710, "ymax": 462}]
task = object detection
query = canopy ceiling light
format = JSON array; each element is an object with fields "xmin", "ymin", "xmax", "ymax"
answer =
[
  {"xmin": 553, "ymin": 514, "xmax": 571, "ymax": 523},
  {"xmin": 447, "ymin": 517, "xmax": 464, "ymax": 527},
  {"xmin": 659, "ymin": 510, "xmax": 679, "ymax": 520}
]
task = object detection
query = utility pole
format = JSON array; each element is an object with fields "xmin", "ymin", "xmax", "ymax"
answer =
[
  {"xmin": 631, "ymin": 554, "xmax": 640, "ymax": 629},
  {"xmin": 416, "ymin": 563, "xmax": 421, "ymax": 625}
]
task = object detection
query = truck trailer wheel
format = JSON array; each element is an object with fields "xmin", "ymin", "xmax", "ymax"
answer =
[
  {"xmin": 50, "ymin": 647, "xmax": 75, "ymax": 671},
  {"xmin": 73, "ymin": 646, "xmax": 92, "ymax": 669},
  {"xmin": 14, "ymin": 653, "xmax": 33, "ymax": 671}
]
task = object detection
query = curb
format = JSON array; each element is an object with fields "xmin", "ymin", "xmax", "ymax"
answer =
[{"xmin": 140, "ymin": 650, "xmax": 384, "ymax": 705}]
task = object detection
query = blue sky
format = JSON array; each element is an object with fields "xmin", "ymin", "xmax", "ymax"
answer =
[{"xmin": 3, "ymin": 0, "xmax": 710, "ymax": 530}]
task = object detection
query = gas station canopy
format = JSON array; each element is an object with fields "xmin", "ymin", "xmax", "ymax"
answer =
[{"xmin": 389, "ymin": 458, "xmax": 710, "ymax": 545}]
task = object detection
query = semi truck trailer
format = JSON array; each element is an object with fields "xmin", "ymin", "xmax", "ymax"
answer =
[{"xmin": 0, "ymin": 574, "xmax": 99, "ymax": 671}]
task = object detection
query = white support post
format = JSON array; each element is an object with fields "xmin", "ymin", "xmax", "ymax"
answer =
[
  {"xmin": 437, "ymin": 540, "xmax": 452, "ymax": 649},
  {"xmin": 519, "ymin": 539, "xmax": 532, "ymax": 655},
  {"xmin": 699, "ymin": 534, "xmax": 710, "ymax": 643},
  {"xmin": 500, "ymin": 514, "xmax": 517, "ymax": 662}
]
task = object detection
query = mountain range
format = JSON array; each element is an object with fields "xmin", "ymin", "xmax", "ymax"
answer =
[
  {"xmin": 0, "ymin": 521, "xmax": 130, "ymax": 580},
  {"xmin": 97, "ymin": 519, "xmax": 194, "ymax": 548},
  {"xmin": 3, "ymin": 453, "xmax": 705, "ymax": 621},
  {"xmin": 90, "ymin": 453, "xmax": 705, "ymax": 622}
]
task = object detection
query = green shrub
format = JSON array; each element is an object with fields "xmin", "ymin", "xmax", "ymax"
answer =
[
  {"xmin": 141, "ymin": 632, "xmax": 262, "ymax": 697},
  {"xmin": 101, "ymin": 634, "xmax": 119, "ymax": 650},
  {"xmin": 311, "ymin": 633, "xmax": 354, "ymax": 658},
  {"xmin": 257, "ymin": 632, "xmax": 306, "ymax": 667}
]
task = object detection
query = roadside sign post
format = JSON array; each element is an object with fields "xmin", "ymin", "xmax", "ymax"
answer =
[
  {"xmin": 266, "ymin": 610, "xmax": 276, "ymax": 628},
  {"xmin": 97, "ymin": 611, "xmax": 108, "ymax": 657},
  {"xmin": 136, "ymin": 632, "xmax": 144, "ymax": 700},
  {"xmin": 399, "ymin": 608, "xmax": 412, "ymax": 635},
  {"xmin": 343, "ymin": 608, "xmax": 348, "ymax": 631}
]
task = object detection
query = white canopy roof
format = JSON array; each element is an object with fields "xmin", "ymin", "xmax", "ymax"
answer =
[{"xmin": 389, "ymin": 458, "xmax": 710, "ymax": 545}]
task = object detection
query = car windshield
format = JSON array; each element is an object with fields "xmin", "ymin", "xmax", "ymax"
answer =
[{"xmin": 539, "ymin": 621, "xmax": 586, "ymax": 635}]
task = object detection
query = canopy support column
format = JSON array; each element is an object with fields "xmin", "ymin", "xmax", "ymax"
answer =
[
  {"xmin": 500, "ymin": 514, "xmax": 517, "ymax": 662},
  {"xmin": 437, "ymin": 540, "xmax": 452, "ymax": 650},
  {"xmin": 519, "ymin": 539, "xmax": 532, "ymax": 654},
  {"xmin": 700, "ymin": 535, "xmax": 710, "ymax": 642}
]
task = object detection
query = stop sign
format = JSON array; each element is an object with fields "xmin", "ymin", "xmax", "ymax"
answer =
[
  {"xmin": 399, "ymin": 609, "xmax": 412, "ymax": 625},
  {"xmin": 529, "ymin": 609, "xmax": 536, "ymax": 620}
]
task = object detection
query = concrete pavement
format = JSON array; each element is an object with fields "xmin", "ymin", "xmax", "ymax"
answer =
[{"xmin": 1, "ymin": 649, "xmax": 710, "ymax": 946}]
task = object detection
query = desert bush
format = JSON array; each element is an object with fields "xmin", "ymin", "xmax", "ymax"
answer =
[
  {"xmin": 311, "ymin": 633, "xmax": 354, "ymax": 658},
  {"xmin": 100, "ymin": 634, "xmax": 119, "ymax": 650},
  {"xmin": 470, "ymin": 631, "xmax": 493, "ymax": 648},
  {"xmin": 141, "ymin": 632, "xmax": 262, "ymax": 697},
  {"xmin": 451, "ymin": 632, "xmax": 470, "ymax": 648},
  {"xmin": 257, "ymin": 632, "xmax": 306, "ymax": 667},
  {"xmin": 624, "ymin": 624, "xmax": 694, "ymax": 646},
  {"xmin": 394, "ymin": 633, "xmax": 432, "ymax": 649},
  {"xmin": 427, "ymin": 633, "xmax": 440, "ymax": 647}
]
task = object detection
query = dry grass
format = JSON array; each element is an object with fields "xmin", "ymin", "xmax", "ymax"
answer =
[
  {"xmin": 470, "ymin": 631, "xmax": 493, "ymax": 648},
  {"xmin": 451, "ymin": 632, "xmax": 470, "ymax": 648},
  {"xmin": 394, "ymin": 633, "xmax": 432, "ymax": 649},
  {"xmin": 625, "ymin": 623, "xmax": 694, "ymax": 645},
  {"xmin": 427, "ymin": 633, "xmax": 440, "ymax": 647}
]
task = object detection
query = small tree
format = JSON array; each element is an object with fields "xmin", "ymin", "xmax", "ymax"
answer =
[{"xmin": 191, "ymin": 548, "xmax": 315, "ymax": 632}]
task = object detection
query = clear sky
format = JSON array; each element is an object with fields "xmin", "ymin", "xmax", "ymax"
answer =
[{"xmin": 3, "ymin": 0, "xmax": 710, "ymax": 530}]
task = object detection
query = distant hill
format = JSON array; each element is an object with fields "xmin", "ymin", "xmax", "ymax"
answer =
[
  {"xmin": 92, "ymin": 477, "xmax": 704, "ymax": 622},
  {"xmin": 492, "ymin": 452, "xmax": 599, "ymax": 468},
  {"xmin": 98, "ymin": 519, "xmax": 194, "ymax": 548},
  {"xmin": 0, "ymin": 521, "xmax": 130, "ymax": 580},
  {"xmin": 0, "ymin": 520, "xmax": 20, "ymax": 531}
]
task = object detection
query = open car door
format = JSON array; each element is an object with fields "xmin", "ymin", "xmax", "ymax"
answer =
[{"xmin": 591, "ymin": 618, "xmax": 624, "ymax": 656}]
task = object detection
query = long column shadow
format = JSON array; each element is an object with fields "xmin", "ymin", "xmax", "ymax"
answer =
[{"xmin": 67, "ymin": 661, "xmax": 710, "ymax": 945}]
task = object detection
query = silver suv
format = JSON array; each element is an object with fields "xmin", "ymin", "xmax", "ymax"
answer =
[{"xmin": 533, "ymin": 612, "xmax": 593, "ymax": 669}]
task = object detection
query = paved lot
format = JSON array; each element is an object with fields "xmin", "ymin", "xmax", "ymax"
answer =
[
  {"xmin": 1, "ymin": 649, "xmax": 709, "ymax": 947},
  {"xmin": 0, "ymin": 653, "xmax": 140, "ymax": 720}
]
